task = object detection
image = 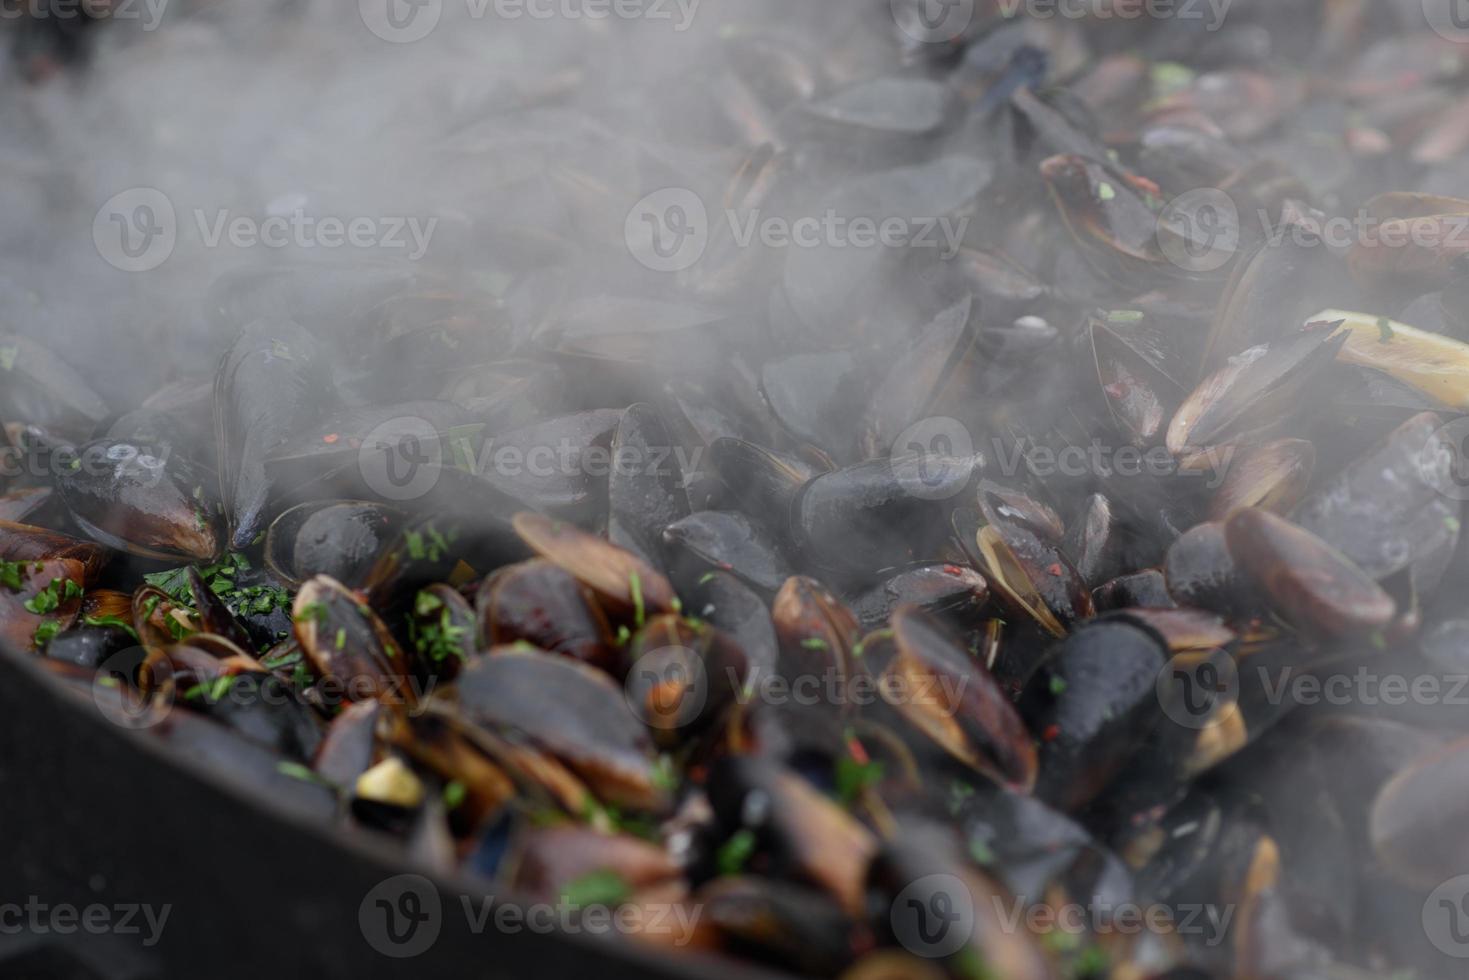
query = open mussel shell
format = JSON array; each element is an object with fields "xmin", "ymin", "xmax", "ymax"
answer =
[
  {"xmin": 476, "ymin": 558, "xmax": 613, "ymax": 673},
  {"xmin": 1316, "ymin": 308, "xmax": 1469, "ymax": 411},
  {"xmin": 264, "ymin": 500, "xmax": 404, "ymax": 589},
  {"xmin": 1166, "ymin": 327, "xmax": 1346, "ymax": 455},
  {"xmin": 292, "ymin": 575, "xmax": 407, "ymax": 704},
  {"xmin": 954, "ymin": 507, "xmax": 1092, "ymax": 639},
  {"xmin": 0, "ymin": 557, "xmax": 85, "ymax": 651},
  {"xmin": 1088, "ymin": 317, "xmax": 1186, "ymax": 446},
  {"xmin": 772, "ymin": 576, "xmax": 861, "ymax": 711},
  {"xmin": 55, "ymin": 438, "xmax": 222, "ymax": 562},
  {"xmin": 0, "ymin": 520, "xmax": 109, "ymax": 586},
  {"xmin": 449, "ymin": 645, "xmax": 668, "ymax": 812},
  {"xmin": 877, "ymin": 606, "xmax": 1037, "ymax": 791},
  {"xmin": 624, "ymin": 613, "xmax": 747, "ymax": 745},
  {"xmin": 706, "ymin": 756, "xmax": 876, "ymax": 917},
  {"xmin": 1207, "ymin": 438, "xmax": 1314, "ymax": 520},
  {"xmin": 866, "ymin": 821, "xmax": 1054, "ymax": 980},
  {"xmin": 405, "ymin": 583, "xmax": 476, "ymax": 680},
  {"xmin": 512, "ymin": 512, "xmax": 677, "ymax": 622}
]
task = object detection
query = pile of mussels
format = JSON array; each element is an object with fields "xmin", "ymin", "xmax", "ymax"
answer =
[{"xmin": 12, "ymin": 1, "xmax": 1469, "ymax": 977}]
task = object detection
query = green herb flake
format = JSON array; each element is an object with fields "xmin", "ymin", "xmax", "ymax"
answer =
[
  {"xmin": 1049, "ymin": 675, "xmax": 1069, "ymax": 696},
  {"xmin": 1096, "ymin": 181, "xmax": 1117, "ymax": 202},
  {"xmin": 0, "ymin": 345, "xmax": 18, "ymax": 371},
  {"xmin": 801, "ymin": 637, "xmax": 829, "ymax": 651},
  {"xmin": 562, "ymin": 870, "xmax": 631, "ymax": 909},
  {"xmin": 716, "ymin": 829, "xmax": 757, "ymax": 876},
  {"xmin": 83, "ymin": 615, "xmax": 139, "ymax": 640},
  {"xmin": 1377, "ymin": 317, "xmax": 1396, "ymax": 343},
  {"xmin": 835, "ymin": 755, "xmax": 884, "ymax": 805},
  {"xmin": 443, "ymin": 780, "xmax": 467, "ymax": 810},
  {"xmin": 334, "ymin": 628, "xmax": 347, "ymax": 650},
  {"xmin": 629, "ymin": 571, "xmax": 645, "ymax": 628},
  {"xmin": 32, "ymin": 619, "xmax": 62, "ymax": 646}
]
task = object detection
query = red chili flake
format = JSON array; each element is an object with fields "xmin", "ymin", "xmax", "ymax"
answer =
[
  {"xmin": 1046, "ymin": 563, "xmax": 1063, "ymax": 577},
  {"xmin": 1042, "ymin": 724, "xmax": 1061, "ymax": 742},
  {"xmin": 322, "ymin": 433, "xmax": 339, "ymax": 444},
  {"xmin": 847, "ymin": 737, "xmax": 870, "ymax": 765},
  {"xmin": 943, "ymin": 564, "xmax": 965, "ymax": 577}
]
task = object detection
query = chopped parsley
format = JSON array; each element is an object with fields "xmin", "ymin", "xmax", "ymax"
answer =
[
  {"xmin": 24, "ymin": 577, "xmax": 82, "ymax": 615},
  {"xmin": 408, "ymin": 590, "xmax": 469, "ymax": 664},
  {"xmin": 562, "ymin": 870, "xmax": 630, "ymax": 909},
  {"xmin": 443, "ymin": 780, "xmax": 467, "ymax": 810},
  {"xmin": 716, "ymin": 829, "xmax": 757, "ymax": 876},
  {"xmin": 835, "ymin": 755, "xmax": 884, "ymax": 805}
]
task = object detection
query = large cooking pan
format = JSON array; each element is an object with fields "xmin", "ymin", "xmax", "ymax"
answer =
[{"xmin": 0, "ymin": 645, "xmax": 770, "ymax": 980}]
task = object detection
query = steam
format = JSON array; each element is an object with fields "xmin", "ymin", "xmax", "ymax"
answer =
[{"xmin": 4, "ymin": 0, "xmax": 872, "ymax": 407}]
